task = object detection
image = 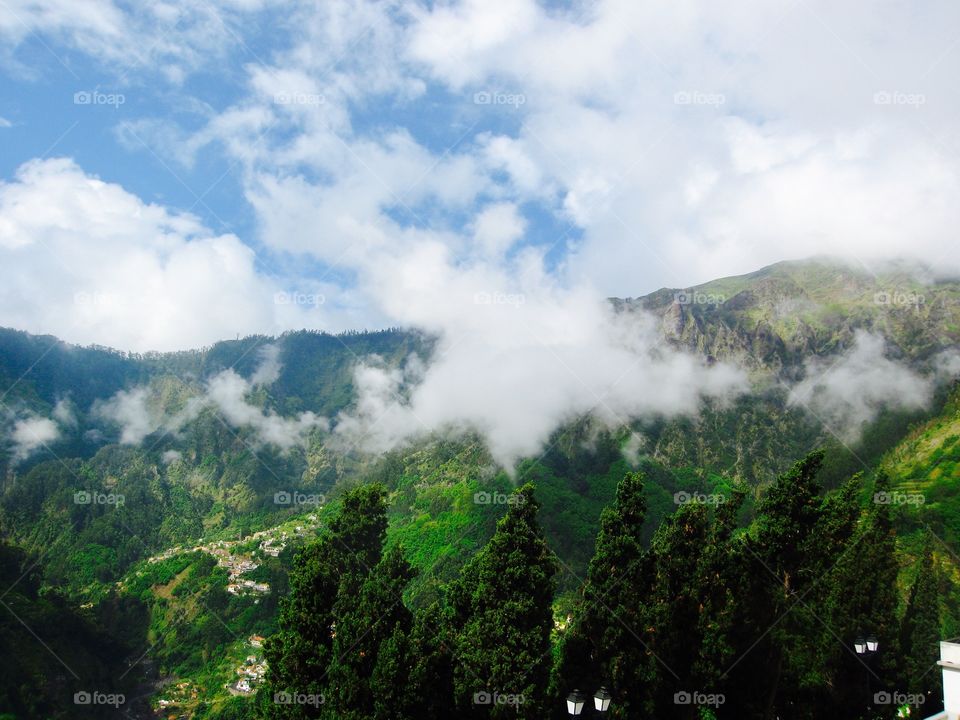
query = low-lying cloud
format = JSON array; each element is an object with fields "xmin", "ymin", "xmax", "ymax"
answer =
[
  {"xmin": 331, "ymin": 288, "xmax": 748, "ymax": 468},
  {"xmin": 788, "ymin": 331, "xmax": 935, "ymax": 442},
  {"xmin": 95, "ymin": 345, "xmax": 327, "ymax": 451},
  {"xmin": 9, "ymin": 415, "xmax": 59, "ymax": 462}
]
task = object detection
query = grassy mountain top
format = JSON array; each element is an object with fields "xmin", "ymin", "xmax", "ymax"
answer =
[{"xmin": 617, "ymin": 257, "xmax": 960, "ymax": 372}]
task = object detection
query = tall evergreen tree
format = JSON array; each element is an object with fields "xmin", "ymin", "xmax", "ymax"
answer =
[
  {"xmin": 900, "ymin": 539, "xmax": 942, "ymax": 715},
  {"xmin": 262, "ymin": 484, "xmax": 389, "ymax": 719},
  {"xmin": 408, "ymin": 598, "xmax": 457, "ymax": 719},
  {"xmin": 554, "ymin": 471, "xmax": 654, "ymax": 718},
  {"xmin": 644, "ymin": 502, "xmax": 713, "ymax": 715},
  {"xmin": 821, "ymin": 472, "xmax": 901, "ymax": 719},
  {"xmin": 325, "ymin": 544, "xmax": 417, "ymax": 719},
  {"xmin": 726, "ymin": 451, "xmax": 827, "ymax": 719},
  {"xmin": 449, "ymin": 484, "xmax": 558, "ymax": 719}
]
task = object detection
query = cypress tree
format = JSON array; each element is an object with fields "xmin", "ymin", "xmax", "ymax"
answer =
[
  {"xmin": 325, "ymin": 544, "xmax": 417, "ymax": 719},
  {"xmin": 449, "ymin": 484, "xmax": 558, "ymax": 719},
  {"xmin": 900, "ymin": 540, "xmax": 942, "ymax": 715},
  {"xmin": 554, "ymin": 471, "xmax": 653, "ymax": 718},
  {"xmin": 262, "ymin": 484, "xmax": 388, "ymax": 719}
]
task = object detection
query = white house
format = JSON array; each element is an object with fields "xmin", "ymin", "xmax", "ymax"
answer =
[{"xmin": 924, "ymin": 641, "xmax": 960, "ymax": 720}]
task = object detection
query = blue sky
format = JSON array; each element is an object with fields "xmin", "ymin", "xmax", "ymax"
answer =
[{"xmin": 1, "ymin": 0, "xmax": 959, "ymax": 353}]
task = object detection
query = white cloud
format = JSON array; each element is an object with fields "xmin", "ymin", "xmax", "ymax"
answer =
[
  {"xmin": 9, "ymin": 415, "xmax": 59, "ymax": 461},
  {"xmin": 205, "ymin": 368, "xmax": 327, "ymax": 449},
  {"xmin": 52, "ymin": 398, "xmax": 77, "ymax": 427},
  {"xmin": 94, "ymin": 346, "xmax": 326, "ymax": 450},
  {"xmin": 0, "ymin": 117, "xmax": 11, "ymax": 128},
  {"xmin": 472, "ymin": 202, "xmax": 525, "ymax": 259},
  {"xmin": 0, "ymin": 0, "xmax": 268, "ymax": 81},
  {"xmin": 94, "ymin": 387, "xmax": 161, "ymax": 444},
  {"xmin": 331, "ymin": 240, "xmax": 748, "ymax": 468},
  {"xmin": 250, "ymin": 344, "xmax": 282, "ymax": 386},
  {"xmin": 0, "ymin": 158, "xmax": 337, "ymax": 351},
  {"xmin": 788, "ymin": 331, "xmax": 934, "ymax": 442}
]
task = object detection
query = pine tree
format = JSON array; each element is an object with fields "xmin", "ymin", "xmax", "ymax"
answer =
[
  {"xmin": 449, "ymin": 484, "xmax": 558, "ymax": 719},
  {"xmin": 325, "ymin": 544, "xmax": 417, "ymax": 719},
  {"xmin": 693, "ymin": 488, "xmax": 746, "ymax": 707},
  {"xmin": 554, "ymin": 471, "xmax": 653, "ymax": 718},
  {"xmin": 821, "ymin": 472, "xmax": 901, "ymax": 719},
  {"xmin": 262, "ymin": 484, "xmax": 389, "ymax": 719},
  {"xmin": 644, "ymin": 501, "xmax": 713, "ymax": 716},
  {"xmin": 727, "ymin": 451, "xmax": 827, "ymax": 719},
  {"xmin": 900, "ymin": 540, "xmax": 942, "ymax": 715},
  {"xmin": 408, "ymin": 598, "xmax": 457, "ymax": 719}
]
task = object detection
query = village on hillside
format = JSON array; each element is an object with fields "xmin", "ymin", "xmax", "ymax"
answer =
[{"xmin": 147, "ymin": 513, "xmax": 321, "ymax": 597}]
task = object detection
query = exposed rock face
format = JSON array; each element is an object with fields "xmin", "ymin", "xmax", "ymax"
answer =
[{"xmin": 616, "ymin": 258, "xmax": 960, "ymax": 378}]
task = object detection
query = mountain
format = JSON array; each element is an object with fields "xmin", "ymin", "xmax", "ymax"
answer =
[
  {"xmin": 0, "ymin": 257, "xmax": 958, "ymax": 718},
  {"xmin": 623, "ymin": 257, "xmax": 960, "ymax": 373}
]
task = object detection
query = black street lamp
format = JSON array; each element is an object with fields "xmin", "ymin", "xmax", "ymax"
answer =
[
  {"xmin": 567, "ymin": 689, "xmax": 586, "ymax": 716},
  {"xmin": 854, "ymin": 634, "xmax": 880, "ymax": 711},
  {"xmin": 567, "ymin": 687, "xmax": 612, "ymax": 716},
  {"xmin": 855, "ymin": 634, "xmax": 879, "ymax": 656},
  {"xmin": 593, "ymin": 687, "xmax": 612, "ymax": 712}
]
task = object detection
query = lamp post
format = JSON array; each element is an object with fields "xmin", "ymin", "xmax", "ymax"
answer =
[
  {"xmin": 567, "ymin": 687, "xmax": 612, "ymax": 716},
  {"xmin": 854, "ymin": 634, "xmax": 880, "ymax": 712},
  {"xmin": 567, "ymin": 690, "xmax": 586, "ymax": 716}
]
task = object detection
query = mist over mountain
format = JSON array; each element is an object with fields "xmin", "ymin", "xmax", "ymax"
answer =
[{"xmin": 4, "ymin": 257, "xmax": 957, "ymax": 476}]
